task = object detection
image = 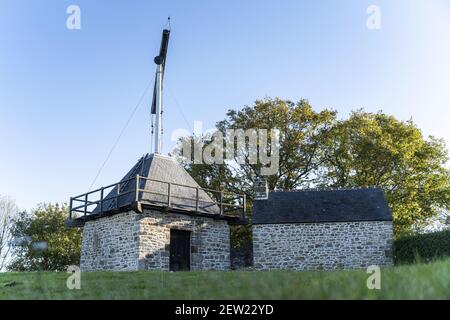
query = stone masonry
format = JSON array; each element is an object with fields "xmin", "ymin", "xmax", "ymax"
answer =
[
  {"xmin": 80, "ymin": 211, "xmax": 139, "ymax": 271},
  {"xmin": 253, "ymin": 221, "xmax": 393, "ymax": 270},
  {"xmin": 80, "ymin": 209, "xmax": 230, "ymax": 271}
]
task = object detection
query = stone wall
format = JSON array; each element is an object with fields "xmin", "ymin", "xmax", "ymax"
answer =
[
  {"xmin": 80, "ymin": 212, "xmax": 139, "ymax": 271},
  {"xmin": 138, "ymin": 210, "xmax": 230, "ymax": 271},
  {"xmin": 80, "ymin": 210, "xmax": 231, "ymax": 271},
  {"xmin": 253, "ymin": 221, "xmax": 393, "ymax": 270}
]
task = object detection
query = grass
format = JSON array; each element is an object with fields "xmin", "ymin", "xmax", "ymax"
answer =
[{"xmin": 1, "ymin": 259, "xmax": 449, "ymax": 299}]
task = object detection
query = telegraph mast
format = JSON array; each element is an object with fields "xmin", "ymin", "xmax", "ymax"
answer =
[{"xmin": 151, "ymin": 26, "xmax": 170, "ymax": 154}]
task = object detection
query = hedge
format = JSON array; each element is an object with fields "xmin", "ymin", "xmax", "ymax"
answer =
[{"xmin": 394, "ymin": 229, "xmax": 450, "ymax": 264}]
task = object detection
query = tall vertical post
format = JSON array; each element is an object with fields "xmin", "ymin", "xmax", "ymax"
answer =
[
  {"xmin": 69, "ymin": 197, "xmax": 73, "ymax": 220},
  {"xmin": 84, "ymin": 194, "xmax": 88, "ymax": 217},
  {"xmin": 195, "ymin": 188, "xmax": 199, "ymax": 212},
  {"xmin": 242, "ymin": 194, "xmax": 246, "ymax": 220},
  {"xmin": 154, "ymin": 64, "xmax": 163, "ymax": 154},
  {"xmin": 167, "ymin": 183, "xmax": 171, "ymax": 207},
  {"xmin": 100, "ymin": 187, "xmax": 104, "ymax": 213},
  {"xmin": 116, "ymin": 183, "xmax": 120, "ymax": 210},
  {"xmin": 135, "ymin": 175, "xmax": 140, "ymax": 202},
  {"xmin": 151, "ymin": 28, "xmax": 170, "ymax": 154}
]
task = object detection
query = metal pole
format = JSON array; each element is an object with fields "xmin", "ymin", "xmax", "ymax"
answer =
[
  {"xmin": 69, "ymin": 197, "xmax": 73, "ymax": 220},
  {"xmin": 100, "ymin": 188, "xmax": 104, "ymax": 213},
  {"xmin": 195, "ymin": 188, "xmax": 199, "ymax": 212},
  {"xmin": 116, "ymin": 183, "xmax": 120, "ymax": 209},
  {"xmin": 135, "ymin": 175, "xmax": 140, "ymax": 202},
  {"xmin": 154, "ymin": 64, "xmax": 163, "ymax": 154},
  {"xmin": 84, "ymin": 194, "xmax": 88, "ymax": 217},
  {"xmin": 242, "ymin": 194, "xmax": 247, "ymax": 219},
  {"xmin": 167, "ymin": 183, "xmax": 171, "ymax": 207}
]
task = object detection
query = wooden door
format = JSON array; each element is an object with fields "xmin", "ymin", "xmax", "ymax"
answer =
[{"xmin": 169, "ymin": 229, "xmax": 191, "ymax": 271}]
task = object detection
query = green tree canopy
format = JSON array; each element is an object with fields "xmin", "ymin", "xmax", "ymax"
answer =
[
  {"xmin": 8, "ymin": 203, "xmax": 81, "ymax": 271},
  {"xmin": 177, "ymin": 98, "xmax": 336, "ymax": 197},
  {"xmin": 174, "ymin": 98, "xmax": 450, "ymax": 237},
  {"xmin": 321, "ymin": 110, "xmax": 450, "ymax": 234}
]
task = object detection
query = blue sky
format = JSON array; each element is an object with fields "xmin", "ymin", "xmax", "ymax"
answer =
[{"xmin": 1, "ymin": 0, "xmax": 450, "ymax": 210}]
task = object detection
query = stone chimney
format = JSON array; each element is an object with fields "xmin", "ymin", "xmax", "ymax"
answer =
[{"xmin": 253, "ymin": 176, "xmax": 268, "ymax": 200}]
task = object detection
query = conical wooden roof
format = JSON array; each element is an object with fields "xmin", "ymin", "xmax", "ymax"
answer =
[{"xmin": 92, "ymin": 153, "xmax": 220, "ymax": 215}]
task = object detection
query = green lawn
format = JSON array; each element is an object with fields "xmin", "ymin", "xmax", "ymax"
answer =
[{"xmin": 1, "ymin": 259, "xmax": 449, "ymax": 299}]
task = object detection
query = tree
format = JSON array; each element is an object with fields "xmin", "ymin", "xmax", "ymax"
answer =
[
  {"xmin": 176, "ymin": 98, "xmax": 336, "ymax": 197},
  {"xmin": 174, "ymin": 98, "xmax": 337, "ymax": 247},
  {"xmin": 217, "ymin": 98, "xmax": 336, "ymax": 191},
  {"xmin": 321, "ymin": 110, "xmax": 450, "ymax": 235},
  {"xmin": 8, "ymin": 203, "xmax": 82, "ymax": 271},
  {"xmin": 173, "ymin": 99, "xmax": 450, "ymax": 237},
  {"xmin": 0, "ymin": 195, "xmax": 18, "ymax": 270}
]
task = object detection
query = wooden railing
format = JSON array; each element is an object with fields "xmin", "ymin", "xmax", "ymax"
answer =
[{"xmin": 69, "ymin": 175, "xmax": 246, "ymax": 221}]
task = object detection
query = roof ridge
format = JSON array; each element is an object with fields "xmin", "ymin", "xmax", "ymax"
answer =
[
  {"xmin": 254, "ymin": 186, "xmax": 392, "ymax": 224},
  {"xmin": 271, "ymin": 186, "xmax": 381, "ymax": 193},
  {"xmin": 151, "ymin": 153, "xmax": 177, "ymax": 161}
]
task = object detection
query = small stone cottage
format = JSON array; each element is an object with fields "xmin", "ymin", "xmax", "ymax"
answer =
[
  {"xmin": 252, "ymin": 187, "xmax": 394, "ymax": 270},
  {"xmin": 68, "ymin": 153, "xmax": 245, "ymax": 272},
  {"xmin": 67, "ymin": 28, "xmax": 247, "ymax": 272}
]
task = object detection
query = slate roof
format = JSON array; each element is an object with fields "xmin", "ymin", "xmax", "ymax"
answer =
[
  {"xmin": 252, "ymin": 187, "xmax": 392, "ymax": 224},
  {"xmin": 91, "ymin": 153, "xmax": 221, "ymax": 215}
]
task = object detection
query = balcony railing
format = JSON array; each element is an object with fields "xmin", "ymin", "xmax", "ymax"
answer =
[{"xmin": 68, "ymin": 175, "xmax": 246, "ymax": 224}]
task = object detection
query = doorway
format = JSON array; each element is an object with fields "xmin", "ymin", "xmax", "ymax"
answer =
[{"xmin": 169, "ymin": 229, "xmax": 191, "ymax": 271}]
